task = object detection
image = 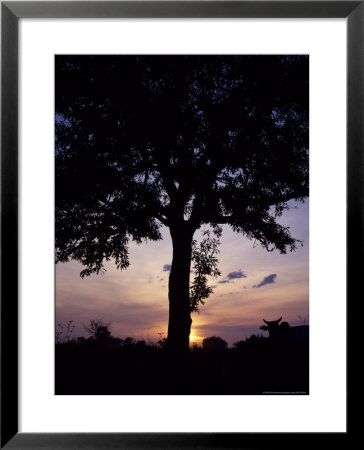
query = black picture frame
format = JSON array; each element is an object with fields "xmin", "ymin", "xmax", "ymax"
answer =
[{"xmin": 1, "ymin": 1, "xmax": 356, "ymax": 448}]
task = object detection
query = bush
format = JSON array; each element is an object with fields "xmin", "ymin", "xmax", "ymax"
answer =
[{"xmin": 202, "ymin": 336, "xmax": 227, "ymax": 352}]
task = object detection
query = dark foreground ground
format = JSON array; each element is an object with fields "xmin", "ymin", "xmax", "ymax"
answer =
[{"xmin": 56, "ymin": 338, "xmax": 309, "ymax": 395}]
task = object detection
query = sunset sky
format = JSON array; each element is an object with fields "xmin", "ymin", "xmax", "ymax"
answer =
[
  {"xmin": 55, "ymin": 56, "xmax": 309, "ymax": 348},
  {"xmin": 56, "ymin": 198, "xmax": 308, "ymax": 346}
]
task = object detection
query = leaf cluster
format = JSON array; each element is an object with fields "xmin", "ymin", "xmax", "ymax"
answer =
[{"xmin": 189, "ymin": 226, "xmax": 222, "ymax": 313}]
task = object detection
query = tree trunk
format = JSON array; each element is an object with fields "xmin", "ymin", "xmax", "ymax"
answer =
[{"xmin": 167, "ymin": 224, "xmax": 194, "ymax": 355}]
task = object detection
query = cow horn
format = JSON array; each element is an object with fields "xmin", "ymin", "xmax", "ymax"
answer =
[
  {"xmin": 277, "ymin": 316, "xmax": 282, "ymax": 323},
  {"xmin": 263, "ymin": 319, "xmax": 268, "ymax": 324}
]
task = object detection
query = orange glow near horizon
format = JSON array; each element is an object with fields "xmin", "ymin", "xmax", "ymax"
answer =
[{"xmin": 189, "ymin": 333, "xmax": 204, "ymax": 345}]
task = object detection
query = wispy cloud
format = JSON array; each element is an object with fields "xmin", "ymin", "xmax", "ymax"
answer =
[
  {"xmin": 162, "ymin": 264, "xmax": 172, "ymax": 272},
  {"xmin": 218, "ymin": 270, "xmax": 246, "ymax": 284},
  {"xmin": 253, "ymin": 274, "xmax": 277, "ymax": 288},
  {"xmin": 227, "ymin": 271, "xmax": 246, "ymax": 280}
]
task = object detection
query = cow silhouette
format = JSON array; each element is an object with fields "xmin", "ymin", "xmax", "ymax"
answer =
[{"xmin": 260, "ymin": 317, "xmax": 308, "ymax": 352}]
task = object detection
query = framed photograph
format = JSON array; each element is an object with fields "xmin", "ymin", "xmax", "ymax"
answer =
[{"xmin": 1, "ymin": 1, "xmax": 355, "ymax": 448}]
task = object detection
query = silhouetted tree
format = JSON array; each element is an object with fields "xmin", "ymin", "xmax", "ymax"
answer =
[
  {"xmin": 56, "ymin": 56, "xmax": 308, "ymax": 355},
  {"xmin": 202, "ymin": 336, "xmax": 228, "ymax": 352},
  {"xmin": 83, "ymin": 319, "xmax": 112, "ymax": 340},
  {"xmin": 123, "ymin": 337, "xmax": 135, "ymax": 346},
  {"xmin": 56, "ymin": 320, "xmax": 75, "ymax": 344}
]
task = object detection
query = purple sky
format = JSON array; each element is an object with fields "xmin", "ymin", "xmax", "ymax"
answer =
[{"xmin": 56, "ymin": 199, "xmax": 308, "ymax": 346}]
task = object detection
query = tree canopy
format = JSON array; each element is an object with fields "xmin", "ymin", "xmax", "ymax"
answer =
[{"xmin": 56, "ymin": 55, "xmax": 308, "ymax": 272}]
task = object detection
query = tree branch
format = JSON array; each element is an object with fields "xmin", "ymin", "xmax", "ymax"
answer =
[{"xmin": 246, "ymin": 188, "xmax": 308, "ymax": 209}]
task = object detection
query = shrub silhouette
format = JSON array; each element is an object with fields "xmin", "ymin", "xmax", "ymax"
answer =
[
  {"xmin": 83, "ymin": 319, "xmax": 112, "ymax": 340},
  {"xmin": 123, "ymin": 337, "xmax": 135, "ymax": 346},
  {"xmin": 202, "ymin": 336, "xmax": 228, "ymax": 352},
  {"xmin": 56, "ymin": 320, "xmax": 75, "ymax": 344},
  {"xmin": 55, "ymin": 319, "xmax": 308, "ymax": 394}
]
